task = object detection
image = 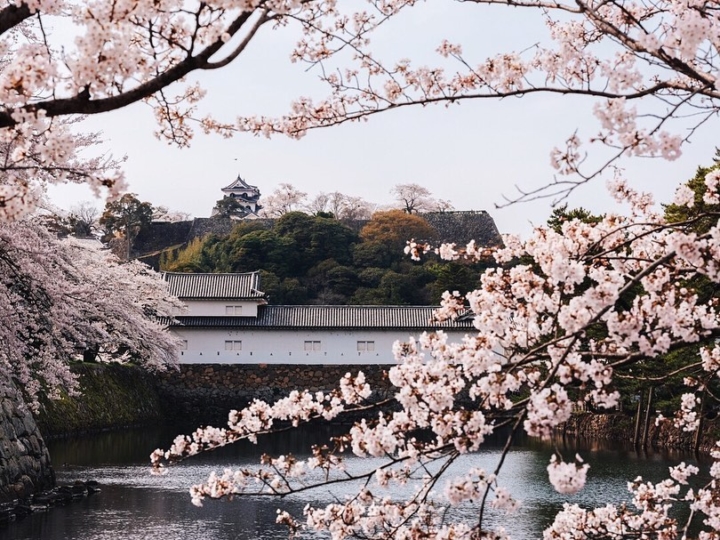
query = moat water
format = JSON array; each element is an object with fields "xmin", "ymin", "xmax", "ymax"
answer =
[{"xmin": 2, "ymin": 425, "xmax": 707, "ymax": 540}]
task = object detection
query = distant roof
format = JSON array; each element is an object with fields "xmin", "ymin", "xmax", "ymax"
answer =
[
  {"xmin": 169, "ymin": 305, "xmax": 474, "ymax": 330},
  {"xmin": 221, "ymin": 175, "xmax": 260, "ymax": 193},
  {"xmin": 164, "ymin": 272, "xmax": 265, "ymax": 299}
]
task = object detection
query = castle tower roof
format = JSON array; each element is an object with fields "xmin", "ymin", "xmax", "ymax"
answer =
[{"xmin": 221, "ymin": 175, "xmax": 260, "ymax": 194}]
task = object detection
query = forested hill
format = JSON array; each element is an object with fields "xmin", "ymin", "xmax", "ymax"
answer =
[
  {"xmin": 159, "ymin": 210, "xmax": 502, "ymax": 306},
  {"xmin": 134, "ymin": 209, "xmax": 501, "ymax": 256}
]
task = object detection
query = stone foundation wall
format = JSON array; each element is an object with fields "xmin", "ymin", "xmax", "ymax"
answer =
[
  {"xmin": 35, "ymin": 364, "xmax": 167, "ymax": 439},
  {"xmin": 132, "ymin": 221, "xmax": 193, "ymax": 256},
  {"xmin": 560, "ymin": 412, "xmax": 720, "ymax": 453},
  {"xmin": 0, "ymin": 379, "xmax": 54, "ymax": 503},
  {"xmin": 157, "ymin": 364, "xmax": 393, "ymax": 425}
]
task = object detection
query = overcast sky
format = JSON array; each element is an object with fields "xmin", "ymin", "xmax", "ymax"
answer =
[{"xmin": 47, "ymin": 2, "xmax": 719, "ymax": 238}]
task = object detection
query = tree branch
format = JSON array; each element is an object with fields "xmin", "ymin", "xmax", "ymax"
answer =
[
  {"xmin": 0, "ymin": 3, "xmax": 32, "ymax": 37},
  {"xmin": 0, "ymin": 9, "xmax": 257, "ymax": 128}
]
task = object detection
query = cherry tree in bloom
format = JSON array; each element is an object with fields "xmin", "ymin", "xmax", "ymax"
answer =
[
  {"xmin": 236, "ymin": 0, "xmax": 720, "ymax": 203},
  {"xmin": 0, "ymin": 220, "xmax": 183, "ymax": 409},
  {"xmin": 151, "ymin": 176, "xmax": 720, "ymax": 539},
  {"xmin": 0, "ymin": 116, "xmax": 126, "ymax": 220},
  {"xmin": 305, "ymin": 191, "xmax": 375, "ymax": 220},
  {"xmin": 0, "ymin": 0, "xmax": 319, "ymax": 216},
  {"xmin": 0, "ymin": 0, "xmax": 699, "ymax": 214},
  {"xmin": 4, "ymin": 0, "xmax": 720, "ymax": 537},
  {"xmin": 391, "ymin": 183, "xmax": 452, "ymax": 214},
  {"xmin": 1, "ymin": 0, "xmax": 717, "ymax": 212}
]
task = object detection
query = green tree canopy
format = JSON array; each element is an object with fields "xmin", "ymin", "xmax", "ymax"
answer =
[
  {"xmin": 99, "ymin": 193, "xmax": 154, "ymax": 259},
  {"xmin": 664, "ymin": 154, "xmax": 720, "ymax": 234},
  {"xmin": 159, "ymin": 209, "xmax": 487, "ymax": 306},
  {"xmin": 213, "ymin": 196, "xmax": 246, "ymax": 218},
  {"xmin": 547, "ymin": 204, "xmax": 603, "ymax": 233}
]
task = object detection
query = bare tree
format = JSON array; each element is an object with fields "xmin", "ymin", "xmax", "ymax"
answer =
[
  {"xmin": 68, "ymin": 202, "xmax": 100, "ymax": 237},
  {"xmin": 429, "ymin": 199, "xmax": 455, "ymax": 213},
  {"xmin": 391, "ymin": 183, "xmax": 437, "ymax": 214},
  {"xmin": 304, "ymin": 192, "xmax": 331, "ymax": 215},
  {"xmin": 260, "ymin": 183, "xmax": 308, "ymax": 217},
  {"xmin": 338, "ymin": 195, "xmax": 374, "ymax": 220}
]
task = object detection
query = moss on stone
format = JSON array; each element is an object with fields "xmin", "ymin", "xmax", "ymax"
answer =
[{"xmin": 35, "ymin": 363, "xmax": 166, "ymax": 439}]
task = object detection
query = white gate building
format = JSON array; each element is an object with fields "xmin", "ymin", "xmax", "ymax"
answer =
[{"xmin": 165, "ymin": 272, "xmax": 475, "ymax": 364}]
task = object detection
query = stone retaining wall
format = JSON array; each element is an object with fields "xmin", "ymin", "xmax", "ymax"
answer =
[
  {"xmin": 0, "ymin": 378, "xmax": 54, "ymax": 503},
  {"xmin": 157, "ymin": 364, "xmax": 393, "ymax": 426},
  {"xmin": 35, "ymin": 364, "xmax": 167, "ymax": 439},
  {"xmin": 560, "ymin": 412, "xmax": 720, "ymax": 453},
  {"xmin": 132, "ymin": 220, "xmax": 193, "ymax": 257},
  {"xmin": 1, "ymin": 364, "xmax": 167, "ymax": 503}
]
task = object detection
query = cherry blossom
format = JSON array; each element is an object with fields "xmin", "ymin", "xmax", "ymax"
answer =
[
  {"xmin": 0, "ymin": 220, "xmax": 182, "ymax": 408},
  {"xmin": 4, "ymin": 0, "xmax": 720, "ymax": 538},
  {"xmin": 151, "ymin": 175, "xmax": 720, "ymax": 538},
  {"xmin": 547, "ymin": 454, "xmax": 589, "ymax": 495},
  {"xmin": 229, "ymin": 0, "xmax": 720, "ymax": 203},
  {"xmin": 2, "ymin": 0, "xmax": 719, "ymax": 213}
]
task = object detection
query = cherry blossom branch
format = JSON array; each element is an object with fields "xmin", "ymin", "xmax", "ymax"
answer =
[
  {"xmin": 0, "ymin": 10, "xmax": 258, "ymax": 128},
  {"xmin": 203, "ymin": 10, "xmax": 270, "ymax": 70}
]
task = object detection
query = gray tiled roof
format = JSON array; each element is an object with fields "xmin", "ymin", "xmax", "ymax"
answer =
[
  {"xmin": 221, "ymin": 175, "xmax": 259, "ymax": 192},
  {"xmin": 164, "ymin": 272, "xmax": 265, "ymax": 299},
  {"xmin": 170, "ymin": 305, "xmax": 474, "ymax": 330}
]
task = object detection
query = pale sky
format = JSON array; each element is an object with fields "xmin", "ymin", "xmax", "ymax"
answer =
[{"xmin": 47, "ymin": 2, "xmax": 719, "ymax": 237}]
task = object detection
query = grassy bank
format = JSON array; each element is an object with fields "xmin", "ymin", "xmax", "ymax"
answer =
[{"xmin": 35, "ymin": 363, "xmax": 167, "ymax": 439}]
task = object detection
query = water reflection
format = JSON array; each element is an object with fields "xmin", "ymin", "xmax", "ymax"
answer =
[{"xmin": 3, "ymin": 425, "xmax": 705, "ymax": 540}]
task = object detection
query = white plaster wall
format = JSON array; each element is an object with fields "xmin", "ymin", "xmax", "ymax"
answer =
[
  {"xmin": 173, "ymin": 328, "xmax": 471, "ymax": 364},
  {"xmin": 175, "ymin": 299, "xmax": 260, "ymax": 317}
]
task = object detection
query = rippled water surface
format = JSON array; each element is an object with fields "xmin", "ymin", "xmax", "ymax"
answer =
[{"xmin": 2, "ymin": 425, "xmax": 705, "ymax": 540}]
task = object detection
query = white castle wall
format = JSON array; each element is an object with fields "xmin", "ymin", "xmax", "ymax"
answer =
[
  {"xmin": 178, "ymin": 299, "xmax": 260, "ymax": 317},
  {"xmin": 173, "ymin": 327, "xmax": 470, "ymax": 365}
]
